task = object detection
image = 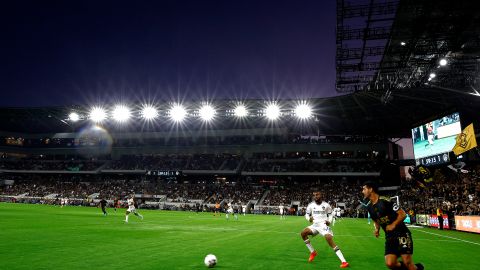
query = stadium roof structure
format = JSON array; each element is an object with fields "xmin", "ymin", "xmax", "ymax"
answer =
[
  {"xmin": 1, "ymin": 0, "xmax": 479, "ymax": 137},
  {"xmin": 0, "ymin": 89, "xmax": 478, "ymax": 137},
  {"xmin": 336, "ymin": 0, "xmax": 480, "ymax": 97}
]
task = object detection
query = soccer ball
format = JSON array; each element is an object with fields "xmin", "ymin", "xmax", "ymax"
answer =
[{"xmin": 204, "ymin": 254, "xmax": 217, "ymax": 268}]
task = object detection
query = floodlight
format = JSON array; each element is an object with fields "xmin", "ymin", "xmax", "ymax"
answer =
[
  {"xmin": 141, "ymin": 105, "xmax": 158, "ymax": 120},
  {"xmin": 234, "ymin": 105, "xmax": 248, "ymax": 117},
  {"xmin": 294, "ymin": 104, "xmax": 312, "ymax": 119},
  {"xmin": 429, "ymin": 73, "xmax": 436, "ymax": 79},
  {"xmin": 68, "ymin": 112, "xmax": 80, "ymax": 122},
  {"xmin": 112, "ymin": 105, "xmax": 131, "ymax": 123},
  {"xmin": 199, "ymin": 105, "xmax": 216, "ymax": 121},
  {"xmin": 265, "ymin": 104, "xmax": 280, "ymax": 120},
  {"xmin": 169, "ymin": 104, "xmax": 187, "ymax": 122},
  {"xmin": 400, "ymin": 41, "xmax": 406, "ymax": 46},
  {"xmin": 439, "ymin": 59, "xmax": 447, "ymax": 66},
  {"xmin": 89, "ymin": 107, "xmax": 107, "ymax": 123}
]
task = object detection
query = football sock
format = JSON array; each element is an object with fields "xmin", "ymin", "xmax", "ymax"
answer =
[
  {"xmin": 333, "ymin": 246, "xmax": 347, "ymax": 262},
  {"xmin": 304, "ymin": 239, "xmax": 315, "ymax": 253},
  {"xmin": 125, "ymin": 215, "xmax": 129, "ymax": 222}
]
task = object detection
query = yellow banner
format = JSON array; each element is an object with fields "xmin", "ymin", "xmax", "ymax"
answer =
[{"xmin": 452, "ymin": 123, "xmax": 477, "ymax": 155}]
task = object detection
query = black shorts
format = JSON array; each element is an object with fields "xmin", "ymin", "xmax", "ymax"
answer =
[{"xmin": 385, "ymin": 232, "xmax": 414, "ymax": 256}]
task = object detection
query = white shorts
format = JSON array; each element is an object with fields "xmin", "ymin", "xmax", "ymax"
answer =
[
  {"xmin": 227, "ymin": 209, "xmax": 233, "ymax": 214},
  {"xmin": 127, "ymin": 206, "xmax": 137, "ymax": 213},
  {"xmin": 280, "ymin": 209, "xmax": 284, "ymax": 215},
  {"xmin": 428, "ymin": 134, "xmax": 434, "ymax": 144},
  {"xmin": 308, "ymin": 223, "xmax": 333, "ymax": 236}
]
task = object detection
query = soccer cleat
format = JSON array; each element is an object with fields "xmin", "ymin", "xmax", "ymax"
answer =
[
  {"xmin": 415, "ymin": 263, "xmax": 424, "ymax": 270},
  {"xmin": 308, "ymin": 251, "xmax": 317, "ymax": 262},
  {"xmin": 340, "ymin": 262, "xmax": 350, "ymax": 268}
]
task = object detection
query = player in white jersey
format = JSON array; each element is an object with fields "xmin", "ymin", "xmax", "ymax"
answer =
[
  {"xmin": 300, "ymin": 191, "xmax": 349, "ymax": 268},
  {"xmin": 242, "ymin": 204, "xmax": 246, "ymax": 216},
  {"xmin": 279, "ymin": 204, "xmax": 286, "ymax": 219},
  {"xmin": 125, "ymin": 195, "xmax": 143, "ymax": 223},
  {"xmin": 225, "ymin": 202, "xmax": 238, "ymax": 220},
  {"xmin": 332, "ymin": 206, "xmax": 342, "ymax": 226}
]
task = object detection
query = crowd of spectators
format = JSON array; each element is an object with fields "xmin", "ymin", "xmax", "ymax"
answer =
[
  {"xmin": 1, "ymin": 153, "xmax": 379, "ymax": 173},
  {"xmin": 105, "ymin": 154, "xmax": 242, "ymax": 171},
  {"xmin": 2, "ymin": 134, "xmax": 386, "ymax": 148},
  {"xmin": 400, "ymin": 165, "xmax": 480, "ymax": 216},
  {"xmin": 0, "ymin": 159, "xmax": 104, "ymax": 171},
  {"xmin": 244, "ymin": 159, "xmax": 382, "ymax": 173},
  {"xmin": 1, "ymin": 163, "xmax": 479, "ymax": 220}
]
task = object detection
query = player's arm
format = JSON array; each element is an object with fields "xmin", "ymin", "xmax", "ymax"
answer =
[
  {"xmin": 305, "ymin": 205, "xmax": 313, "ymax": 223},
  {"xmin": 386, "ymin": 209, "xmax": 406, "ymax": 232},
  {"xmin": 373, "ymin": 220, "xmax": 380, "ymax": 238},
  {"xmin": 326, "ymin": 205, "xmax": 333, "ymax": 225}
]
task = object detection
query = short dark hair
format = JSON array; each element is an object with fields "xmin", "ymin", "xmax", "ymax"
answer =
[{"xmin": 363, "ymin": 181, "xmax": 379, "ymax": 193}]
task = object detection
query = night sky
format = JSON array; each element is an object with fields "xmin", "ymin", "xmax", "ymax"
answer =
[{"xmin": 1, "ymin": 0, "xmax": 337, "ymax": 107}]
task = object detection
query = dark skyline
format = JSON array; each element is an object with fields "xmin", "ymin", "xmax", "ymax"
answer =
[{"xmin": 1, "ymin": 0, "xmax": 337, "ymax": 107}]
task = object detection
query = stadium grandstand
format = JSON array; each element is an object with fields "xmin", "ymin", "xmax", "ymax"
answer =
[
  {"xmin": 1, "ymin": 0, "xmax": 480, "ymax": 218},
  {"xmin": 1, "ymin": 0, "xmax": 480, "ymax": 269}
]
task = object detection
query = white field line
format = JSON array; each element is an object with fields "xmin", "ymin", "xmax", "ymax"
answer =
[{"xmin": 411, "ymin": 228, "xmax": 480, "ymax": 246}]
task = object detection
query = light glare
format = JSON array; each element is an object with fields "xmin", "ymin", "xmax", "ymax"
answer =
[
  {"xmin": 112, "ymin": 105, "xmax": 131, "ymax": 122},
  {"xmin": 295, "ymin": 104, "xmax": 312, "ymax": 119},
  {"xmin": 439, "ymin": 59, "xmax": 447, "ymax": 66},
  {"xmin": 89, "ymin": 107, "xmax": 107, "ymax": 123},
  {"xmin": 199, "ymin": 105, "xmax": 216, "ymax": 121},
  {"xmin": 170, "ymin": 105, "xmax": 187, "ymax": 122},
  {"xmin": 141, "ymin": 106, "xmax": 158, "ymax": 120},
  {"xmin": 68, "ymin": 112, "xmax": 80, "ymax": 122},
  {"xmin": 265, "ymin": 104, "xmax": 280, "ymax": 120},
  {"xmin": 234, "ymin": 105, "xmax": 248, "ymax": 117}
]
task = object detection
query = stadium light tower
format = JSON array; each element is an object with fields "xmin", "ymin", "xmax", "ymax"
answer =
[
  {"xmin": 234, "ymin": 104, "xmax": 248, "ymax": 117},
  {"xmin": 169, "ymin": 104, "xmax": 187, "ymax": 122},
  {"xmin": 294, "ymin": 103, "xmax": 312, "ymax": 119},
  {"xmin": 112, "ymin": 105, "xmax": 131, "ymax": 123},
  {"xmin": 68, "ymin": 112, "xmax": 80, "ymax": 122},
  {"xmin": 89, "ymin": 107, "xmax": 107, "ymax": 123},
  {"xmin": 265, "ymin": 103, "xmax": 280, "ymax": 120},
  {"xmin": 141, "ymin": 105, "xmax": 158, "ymax": 120},
  {"xmin": 199, "ymin": 105, "xmax": 216, "ymax": 121}
]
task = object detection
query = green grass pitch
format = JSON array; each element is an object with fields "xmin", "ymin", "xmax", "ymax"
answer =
[{"xmin": 1, "ymin": 203, "xmax": 479, "ymax": 269}]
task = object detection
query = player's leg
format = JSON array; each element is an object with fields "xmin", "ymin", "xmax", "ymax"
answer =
[
  {"xmin": 400, "ymin": 254, "xmax": 423, "ymax": 270},
  {"xmin": 125, "ymin": 210, "xmax": 130, "ymax": 222},
  {"xmin": 102, "ymin": 207, "xmax": 107, "ymax": 216},
  {"xmin": 324, "ymin": 234, "xmax": 349, "ymax": 268},
  {"xmin": 300, "ymin": 227, "xmax": 317, "ymax": 262},
  {"xmin": 134, "ymin": 210, "xmax": 143, "ymax": 220},
  {"xmin": 385, "ymin": 254, "xmax": 402, "ymax": 269}
]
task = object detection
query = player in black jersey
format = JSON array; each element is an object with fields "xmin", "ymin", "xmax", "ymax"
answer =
[
  {"xmin": 362, "ymin": 181, "xmax": 424, "ymax": 270},
  {"xmin": 99, "ymin": 198, "xmax": 108, "ymax": 216}
]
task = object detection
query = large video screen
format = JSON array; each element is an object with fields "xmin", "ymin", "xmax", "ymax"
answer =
[{"xmin": 411, "ymin": 112, "xmax": 461, "ymax": 165}]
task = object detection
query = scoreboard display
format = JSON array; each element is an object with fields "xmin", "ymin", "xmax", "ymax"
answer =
[{"xmin": 146, "ymin": 170, "xmax": 182, "ymax": 176}]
